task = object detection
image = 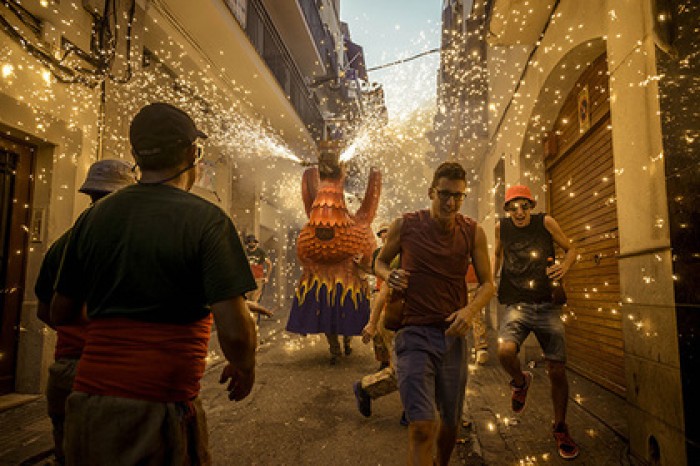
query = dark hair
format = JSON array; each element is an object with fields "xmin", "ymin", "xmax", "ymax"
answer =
[
  {"xmin": 431, "ymin": 162, "xmax": 466, "ymax": 188},
  {"xmin": 133, "ymin": 142, "xmax": 190, "ymax": 170},
  {"xmin": 318, "ymin": 150, "xmax": 341, "ymax": 179}
]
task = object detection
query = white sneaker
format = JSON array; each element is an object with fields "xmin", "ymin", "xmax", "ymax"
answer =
[{"xmin": 476, "ymin": 350, "xmax": 489, "ymax": 365}]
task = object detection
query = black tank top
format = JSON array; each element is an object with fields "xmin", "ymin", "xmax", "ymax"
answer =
[{"xmin": 498, "ymin": 213, "xmax": 555, "ymax": 305}]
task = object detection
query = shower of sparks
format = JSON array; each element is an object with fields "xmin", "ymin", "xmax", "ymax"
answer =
[{"xmin": 2, "ymin": 0, "xmax": 696, "ymax": 349}]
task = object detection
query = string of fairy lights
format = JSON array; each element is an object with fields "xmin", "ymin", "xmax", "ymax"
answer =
[
  {"xmin": 1, "ymin": 0, "xmax": 692, "ymax": 332},
  {"xmin": 1, "ymin": 0, "xmax": 697, "ymax": 462},
  {"xmin": 0, "ymin": 0, "xmax": 443, "ymax": 312},
  {"xmin": 1, "ymin": 5, "xmax": 692, "ymax": 311}
]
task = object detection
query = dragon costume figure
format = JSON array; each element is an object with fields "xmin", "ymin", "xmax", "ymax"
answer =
[{"xmin": 286, "ymin": 150, "xmax": 381, "ymax": 340}]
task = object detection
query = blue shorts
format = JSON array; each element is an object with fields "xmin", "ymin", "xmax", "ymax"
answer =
[
  {"xmin": 394, "ymin": 326, "xmax": 467, "ymax": 427},
  {"xmin": 498, "ymin": 303, "xmax": 567, "ymax": 362}
]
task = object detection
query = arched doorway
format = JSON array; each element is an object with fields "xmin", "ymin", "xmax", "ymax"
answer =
[{"xmin": 544, "ymin": 53, "xmax": 625, "ymax": 395}]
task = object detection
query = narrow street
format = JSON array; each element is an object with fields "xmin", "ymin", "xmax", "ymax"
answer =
[
  {"xmin": 1, "ymin": 302, "xmax": 632, "ymax": 465},
  {"xmin": 204, "ymin": 310, "xmax": 632, "ymax": 465},
  {"xmin": 204, "ymin": 314, "xmax": 410, "ymax": 465},
  {"xmin": 1, "ymin": 0, "xmax": 698, "ymax": 463}
]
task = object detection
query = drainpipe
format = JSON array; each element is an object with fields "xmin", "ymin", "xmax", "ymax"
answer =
[{"xmin": 96, "ymin": 79, "xmax": 107, "ymax": 161}]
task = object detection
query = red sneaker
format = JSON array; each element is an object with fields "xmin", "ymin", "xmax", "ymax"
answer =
[
  {"xmin": 553, "ymin": 423, "xmax": 580, "ymax": 460},
  {"xmin": 510, "ymin": 371, "xmax": 532, "ymax": 414}
]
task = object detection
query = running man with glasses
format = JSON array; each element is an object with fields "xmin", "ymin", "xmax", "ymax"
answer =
[
  {"xmin": 375, "ymin": 162, "xmax": 494, "ymax": 466},
  {"xmin": 493, "ymin": 184, "xmax": 579, "ymax": 460}
]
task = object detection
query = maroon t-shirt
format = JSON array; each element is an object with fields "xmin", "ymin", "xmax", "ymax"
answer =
[{"xmin": 400, "ymin": 210, "xmax": 476, "ymax": 328}]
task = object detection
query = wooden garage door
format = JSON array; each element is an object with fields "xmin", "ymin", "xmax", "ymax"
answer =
[{"xmin": 545, "ymin": 54, "xmax": 625, "ymax": 395}]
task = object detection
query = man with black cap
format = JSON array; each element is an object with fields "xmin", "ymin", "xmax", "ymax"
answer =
[
  {"xmin": 244, "ymin": 234, "xmax": 272, "ymax": 303},
  {"xmin": 51, "ymin": 102, "xmax": 258, "ymax": 465},
  {"xmin": 35, "ymin": 158, "xmax": 134, "ymax": 465},
  {"xmin": 494, "ymin": 184, "xmax": 579, "ymax": 460}
]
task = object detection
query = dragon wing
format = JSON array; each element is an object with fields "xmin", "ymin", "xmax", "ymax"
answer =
[
  {"xmin": 301, "ymin": 167, "xmax": 320, "ymax": 218},
  {"xmin": 353, "ymin": 167, "xmax": 381, "ymax": 224}
]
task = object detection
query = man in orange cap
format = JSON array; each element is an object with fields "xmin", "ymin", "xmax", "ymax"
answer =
[{"xmin": 493, "ymin": 184, "xmax": 579, "ymax": 459}]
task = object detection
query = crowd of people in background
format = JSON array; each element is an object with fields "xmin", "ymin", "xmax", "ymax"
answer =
[{"xmin": 36, "ymin": 102, "xmax": 579, "ymax": 465}]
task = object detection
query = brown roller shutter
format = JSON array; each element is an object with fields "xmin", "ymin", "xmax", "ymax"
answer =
[{"xmin": 545, "ymin": 54, "xmax": 625, "ymax": 396}]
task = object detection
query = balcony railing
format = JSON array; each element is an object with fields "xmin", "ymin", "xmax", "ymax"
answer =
[
  {"xmin": 244, "ymin": 0, "xmax": 324, "ymax": 139},
  {"xmin": 296, "ymin": 0, "xmax": 338, "ymax": 73}
]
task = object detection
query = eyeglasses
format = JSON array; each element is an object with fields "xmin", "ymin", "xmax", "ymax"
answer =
[
  {"xmin": 505, "ymin": 201, "xmax": 532, "ymax": 212},
  {"xmin": 434, "ymin": 189, "xmax": 466, "ymax": 202},
  {"xmin": 194, "ymin": 142, "xmax": 205, "ymax": 163}
]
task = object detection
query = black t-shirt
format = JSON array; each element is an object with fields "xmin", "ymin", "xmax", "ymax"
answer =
[
  {"xmin": 35, "ymin": 229, "xmax": 71, "ymax": 304},
  {"xmin": 497, "ymin": 213, "xmax": 555, "ymax": 305},
  {"xmin": 55, "ymin": 184, "xmax": 256, "ymax": 324},
  {"xmin": 246, "ymin": 247, "xmax": 267, "ymax": 265}
]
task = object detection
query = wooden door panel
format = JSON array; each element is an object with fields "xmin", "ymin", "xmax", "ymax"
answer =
[
  {"xmin": 0, "ymin": 138, "xmax": 35, "ymax": 395},
  {"xmin": 545, "ymin": 53, "xmax": 625, "ymax": 396}
]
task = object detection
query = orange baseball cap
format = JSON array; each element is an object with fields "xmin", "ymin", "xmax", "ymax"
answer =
[{"xmin": 504, "ymin": 185, "xmax": 536, "ymax": 208}]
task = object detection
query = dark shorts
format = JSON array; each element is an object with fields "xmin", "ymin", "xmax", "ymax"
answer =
[
  {"xmin": 498, "ymin": 302, "xmax": 567, "ymax": 362},
  {"xmin": 394, "ymin": 326, "xmax": 467, "ymax": 427}
]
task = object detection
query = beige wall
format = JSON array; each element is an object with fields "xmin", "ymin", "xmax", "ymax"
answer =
[
  {"xmin": 473, "ymin": 0, "xmax": 685, "ymax": 464},
  {"xmin": 1, "ymin": 23, "xmax": 102, "ymax": 390},
  {"xmin": 1, "ymin": 0, "xmax": 314, "ymax": 393},
  {"xmin": 605, "ymin": 1, "xmax": 683, "ymax": 464}
]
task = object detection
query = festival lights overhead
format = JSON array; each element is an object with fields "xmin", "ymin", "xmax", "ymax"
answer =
[
  {"xmin": 0, "ymin": 1, "xmax": 695, "ymax": 346},
  {"xmin": 1, "ymin": 4, "xmax": 697, "ymax": 465}
]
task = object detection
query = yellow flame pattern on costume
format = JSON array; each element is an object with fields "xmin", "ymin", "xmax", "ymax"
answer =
[{"xmin": 294, "ymin": 272, "xmax": 369, "ymax": 311}]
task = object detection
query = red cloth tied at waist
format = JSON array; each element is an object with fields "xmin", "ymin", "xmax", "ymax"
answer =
[
  {"xmin": 55, "ymin": 324, "xmax": 87, "ymax": 360},
  {"xmin": 250, "ymin": 263, "xmax": 265, "ymax": 279},
  {"xmin": 73, "ymin": 314, "xmax": 213, "ymax": 403}
]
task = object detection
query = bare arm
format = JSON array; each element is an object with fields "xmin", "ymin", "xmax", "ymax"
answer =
[
  {"xmin": 544, "ymin": 215, "xmax": 577, "ymax": 280},
  {"xmin": 212, "ymin": 295, "xmax": 258, "ymax": 401},
  {"xmin": 446, "ymin": 225, "xmax": 496, "ymax": 337},
  {"xmin": 376, "ymin": 218, "xmax": 409, "ymax": 290},
  {"xmin": 352, "ymin": 254, "xmax": 373, "ymax": 275},
  {"xmin": 264, "ymin": 258, "xmax": 273, "ymax": 281},
  {"xmin": 493, "ymin": 221, "xmax": 503, "ymax": 281},
  {"xmin": 246, "ymin": 300, "xmax": 273, "ymax": 317},
  {"xmin": 362, "ymin": 282, "xmax": 390, "ymax": 343}
]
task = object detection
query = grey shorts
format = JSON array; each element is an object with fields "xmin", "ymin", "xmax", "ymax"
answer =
[
  {"xmin": 499, "ymin": 302, "xmax": 567, "ymax": 362},
  {"xmin": 65, "ymin": 392, "xmax": 210, "ymax": 465},
  {"xmin": 46, "ymin": 358, "xmax": 79, "ymax": 418},
  {"xmin": 394, "ymin": 326, "xmax": 467, "ymax": 427}
]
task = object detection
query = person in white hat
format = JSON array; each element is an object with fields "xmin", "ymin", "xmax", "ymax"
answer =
[{"xmin": 35, "ymin": 158, "xmax": 135, "ymax": 465}]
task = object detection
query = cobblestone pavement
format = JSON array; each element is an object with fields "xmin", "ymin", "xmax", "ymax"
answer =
[{"xmin": 1, "ymin": 308, "xmax": 634, "ymax": 465}]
